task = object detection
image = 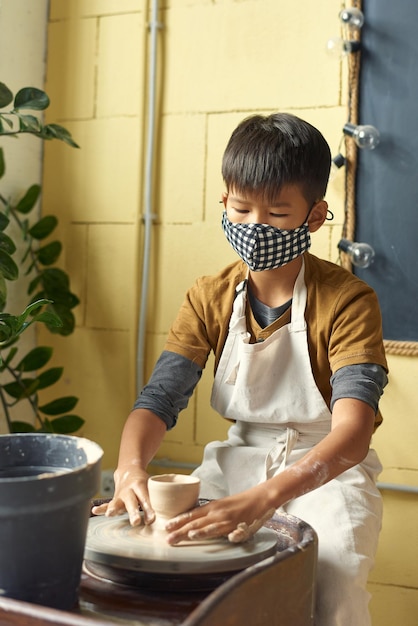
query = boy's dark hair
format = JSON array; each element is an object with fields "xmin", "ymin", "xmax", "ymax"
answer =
[{"xmin": 222, "ymin": 112, "xmax": 331, "ymax": 205}]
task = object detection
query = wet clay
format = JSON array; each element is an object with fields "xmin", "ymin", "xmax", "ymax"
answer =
[{"xmin": 147, "ymin": 473, "xmax": 200, "ymax": 533}]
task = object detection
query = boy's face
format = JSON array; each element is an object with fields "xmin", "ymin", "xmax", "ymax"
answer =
[{"xmin": 222, "ymin": 185, "xmax": 327, "ymax": 233}]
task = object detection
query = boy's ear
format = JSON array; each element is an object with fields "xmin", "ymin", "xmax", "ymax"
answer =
[
  {"xmin": 308, "ymin": 200, "xmax": 328, "ymax": 233},
  {"xmin": 221, "ymin": 192, "xmax": 228, "ymax": 208}
]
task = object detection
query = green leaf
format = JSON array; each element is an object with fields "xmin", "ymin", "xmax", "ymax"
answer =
[
  {"xmin": 39, "ymin": 288, "xmax": 79, "ymax": 309},
  {"xmin": 0, "ymin": 250, "xmax": 19, "ymax": 280},
  {"xmin": 0, "ymin": 313, "xmax": 17, "ymax": 341},
  {"xmin": 0, "ymin": 325, "xmax": 12, "ymax": 343},
  {"xmin": 36, "ymin": 241, "xmax": 62, "ymax": 265},
  {"xmin": 37, "ymin": 418, "xmax": 54, "ymax": 433},
  {"xmin": 0, "ymin": 83, "xmax": 13, "ymax": 108},
  {"xmin": 28, "ymin": 215, "xmax": 58, "ymax": 240},
  {"xmin": 16, "ymin": 113, "xmax": 41, "ymax": 133},
  {"xmin": 32, "ymin": 310, "xmax": 63, "ymax": 328},
  {"xmin": 0, "ymin": 231, "xmax": 16, "ymax": 254},
  {"xmin": 39, "ymin": 396, "xmax": 78, "ymax": 416},
  {"xmin": 16, "ymin": 346, "xmax": 53, "ymax": 372},
  {"xmin": 0, "ymin": 83, "xmax": 13, "ymax": 109},
  {"xmin": 14, "ymin": 184, "xmax": 41, "ymax": 214},
  {"xmin": 0, "ymin": 299, "xmax": 54, "ymax": 340},
  {"xmin": 0, "ymin": 212, "xmax": 9, "ymax": 232},
  {"xmin": 45, "ymin": 304, "xmax": 75, "ymax": 335},
  {"xmin": 38, "ymin": 267, "xmax": 70, "ymax": 291},
  {"xmin": 27, "ymin": 274, "xmax": 42, "ymax": 294},
  {"xmin": 39, "ymin": 123, "xmax": 80, "ymax": 148},
  {"xmin": 10, "ymin": 421, "xmax": 36, "ymax": 433},
  {"xmin": 0, "ymin": 115, "xmax": 13, "ymax": 130},
  {"xmin": 0, "ymin": 147, "xmax": 4, "ymax": 178},
  {"xmin": 0, "ymin": 312, "xmax": 18, "ymax": 326},
  {"xmin": 0, "ymin": 273, "xmax": 6, "ymax": 311},
  {"xmin": 0, "ymin": 211, "xmax": 10, "ymax": 231},
  {"xmin": 37, "ymin": 366, "xmax": 63, "ymax": 389},
  {"xmin": 18, "ymin": 298, "xmax": 52, "ymax": 323},
  {"xmin": 50, "ymin": 414, "xmax": 84, "ymax": 434},
  {"xmin": 14, "ymin": 87, "xmax": 49, "ymax": 111},
  {"xmin": 0, "ymin": 346, "xmax": 18, "ymax": 368},
  {"xmin": 3, "ymin": 377, "xmax": 39, "ymax": 399}
]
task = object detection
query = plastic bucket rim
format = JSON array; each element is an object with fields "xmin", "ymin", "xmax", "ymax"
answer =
[{"xmin": 0, "ymin": 433, "xmax": 103, "ymax": 483}]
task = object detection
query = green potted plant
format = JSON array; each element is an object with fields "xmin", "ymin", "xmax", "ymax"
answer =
[
  {"xmin": 0, "ymin": 84, "xmax": 104, "ymax": 612},
  {"xmin": 0, "ymin": 82, "xmax": 83, "ymax": 435}
]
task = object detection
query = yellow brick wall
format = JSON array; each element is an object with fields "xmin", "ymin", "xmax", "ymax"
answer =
[
  {"xmin": 0, "ymin": 0, "xmax": 50, "ymax": 432},
  {"xmin": 40, "ymin": 1, "xmax": 417, "ymax": 623},
  {"xmin": 41, "ymin": 0, "xmax": 147, "ymax": 465}
]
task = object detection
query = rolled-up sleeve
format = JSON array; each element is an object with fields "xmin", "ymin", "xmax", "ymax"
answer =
[
  {"xmin": 330, "ymin": 363, "xmax": 388, "ymax": 413},
  {"xmin": 133, "ymin": 351, "xmax": 202, "ymax": 429}
]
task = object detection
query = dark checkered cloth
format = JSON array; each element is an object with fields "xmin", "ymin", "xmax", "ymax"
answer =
[{"xmin": 222, "ymin": 212, "xmax": 311, "ymax": 271}]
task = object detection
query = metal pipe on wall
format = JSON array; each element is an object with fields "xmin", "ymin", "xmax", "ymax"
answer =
[
  {"xmin": 136, "ymin": 0, "xmax": 161, "ymax": 394},
  {"xmin": 377, "ymin": 482, "xmax": 418, "ymax": 495}
]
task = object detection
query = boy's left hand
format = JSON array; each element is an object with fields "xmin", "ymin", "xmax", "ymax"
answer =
[{"xmin": 164, "ymin": 487, "xmax": 275, "ymax": 545}]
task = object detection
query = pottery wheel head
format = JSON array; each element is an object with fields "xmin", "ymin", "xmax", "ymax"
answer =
[{"xmin": 84, "ymin": 514, "xmax": 278, "ymax": 575}]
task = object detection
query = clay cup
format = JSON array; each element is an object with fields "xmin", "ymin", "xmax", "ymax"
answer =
[{"xmin": 148, "ymin": 473, "xmax": 200, "ymax": 527}]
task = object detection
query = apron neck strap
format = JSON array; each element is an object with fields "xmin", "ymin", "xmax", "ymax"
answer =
[{"xmin": 290, "ymin": 259, "xmax": 307, "ymax": 332}]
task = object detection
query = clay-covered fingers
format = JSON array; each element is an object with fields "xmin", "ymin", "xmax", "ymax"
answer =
[
  {"xmin": 165, "ymin": 507, "xmax": 215, "ymax": 544},
  {"xmin": 91, "ymin": 501, "xmax": 111, "ymax": 516},
  {"xmin": 107, "ymin": 492, "xmax": 142, "ymax": 525},
  {"xmin": 166, "ymin": 502, "xmax": 276, "ymax": 545},
  {"xmin": 187, "ymin": 522, "xmax": 230, "ymax": 541},
  {"xmin": 91, "ymin": 496, "xmax": 133, "ymax": 518},
  {"xmin": 91, "ymin": 467, "xmax": 155, "ymax": 527},
  {"xmin": 92, "ymin": 489, "xmax": 153, "ymax": 527},
  {"xmin": 166, "ymin": 504, "xmax": 237, "ymax": 545},
  {"xmin": 227, "ymin": 508, "xmax": 275, "ymax": 543}
]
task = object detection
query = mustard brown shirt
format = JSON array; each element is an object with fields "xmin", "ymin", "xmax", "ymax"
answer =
[{"xmin": 136, "ymin": 253, "xmax": 388, "ymax": 428}]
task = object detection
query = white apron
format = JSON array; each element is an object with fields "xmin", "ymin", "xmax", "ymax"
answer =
[{"xmin": 192, "ymin": 261, "xmax": 383, "ymax": 626}]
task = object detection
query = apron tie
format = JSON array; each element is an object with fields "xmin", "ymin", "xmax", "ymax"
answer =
[{"xmin": 264, "ymin": 427, "xmax": 300, "ymax": 480}]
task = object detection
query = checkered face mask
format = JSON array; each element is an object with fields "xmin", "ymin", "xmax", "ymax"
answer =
[{"xmin": 222, "ymin": 211, "xmax": 311, "ymax": 271}]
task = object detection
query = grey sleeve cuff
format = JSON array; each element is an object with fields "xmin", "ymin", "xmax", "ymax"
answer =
[
  {"xmin": 330, "ymin": 363, "xmax": 388, "ymax": 413},
  {"xmin": 132, "ymin": 350, "xmax": 202, "ymax": 430}
]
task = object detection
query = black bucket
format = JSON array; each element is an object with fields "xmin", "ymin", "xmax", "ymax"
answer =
[{"xmin": 0, "ymin": 433, "xmax": 103, "ymax": 610}]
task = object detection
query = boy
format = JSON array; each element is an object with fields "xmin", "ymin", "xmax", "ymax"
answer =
[{"xmin": 93, "ymin": 113, "xmax": 388, "ymax": 626}]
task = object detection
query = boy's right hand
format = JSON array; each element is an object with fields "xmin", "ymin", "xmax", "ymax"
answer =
[{"xmin": 91, "ymin": 466, "xmax": 155, "ymax": 527}]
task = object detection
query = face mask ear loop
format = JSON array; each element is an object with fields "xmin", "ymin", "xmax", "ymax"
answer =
[
  {"xmin": 302, "ymin": 202, "xmax": 316, "ymax": 227},
  {"xmin": 304, "ymin": 201, "xmax": 334, "ymax": 226}
]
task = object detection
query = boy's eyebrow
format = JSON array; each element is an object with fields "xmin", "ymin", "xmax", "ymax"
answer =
[
  {"xmin": 229, "ymin": 195, "xmax": 292, "ymax": 208},
  {"xmin": 270, "ymin": 202, "xmax": 292, "ymax": 208},
  {"xmin": 228, "ymin": 196, "xmax": 251, "ymax": 205}
]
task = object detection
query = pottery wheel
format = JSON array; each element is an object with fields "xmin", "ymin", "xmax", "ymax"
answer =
[{"xmin": 84, "ymin": 514, "xmax": 278, "ymax": 575}]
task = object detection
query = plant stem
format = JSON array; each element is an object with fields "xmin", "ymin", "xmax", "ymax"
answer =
[
  {"xmin": 7, "ymin": 205, "xmax": 40, "ymax": 268},
  {"xmin": 0, "ymin": 385, "xmax": 13, "ymax": 431},
  {"xmin": 3, "ymin": 361, "xmax": 45, "ymax": 429}
]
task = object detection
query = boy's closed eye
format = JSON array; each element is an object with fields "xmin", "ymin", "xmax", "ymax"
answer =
[{"xmin": 230, "ymin": 207, "xmax": 290, "ymax": 219}]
